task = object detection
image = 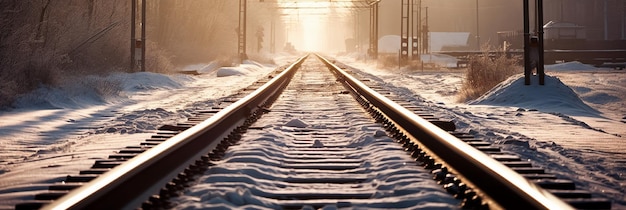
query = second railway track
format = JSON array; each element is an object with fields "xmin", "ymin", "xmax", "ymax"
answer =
[{"xmin": 16, "ymin": 54, "xmax": 611, "ymax": 209}]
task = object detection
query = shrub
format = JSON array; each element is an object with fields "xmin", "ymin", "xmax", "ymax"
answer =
[
  {"xmin": 145, "ymin": 41, "xmax": 176, "ymax": 74},
  {"xmin": 377, "ymin": 54, "xmax": 399, "ymax": 69},
  {"xmin": 247, "ymin": 54, "xmax": 275, "ymax": 65},
  {"xmin": 0, "ymin": 51, "xmax": 62, "ymax": 108},
  {"xmin": 458, "ymin": 50, "xmax": 522, "ymax": 102}
]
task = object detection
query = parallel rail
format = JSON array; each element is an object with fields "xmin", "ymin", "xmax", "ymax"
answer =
[
  {"xmin": 26, "ymin": 54, "xmax": 606, "ymax": 209},
  {"xmin": 39, "ymin": 55, "xmax": 307, "ymax": 210},
  {"xmin": 315, "ymin": 54, "xmax": 574, "ymax": 210}
]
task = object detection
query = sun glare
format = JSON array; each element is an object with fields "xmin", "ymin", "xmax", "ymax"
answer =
[
  {"xmin": 300, "ymin": 15, "xmax": 325, "ymax": 52},
  {"xmin": 278, "ymin": 1, "xmax": 352, "ymax": 53}
]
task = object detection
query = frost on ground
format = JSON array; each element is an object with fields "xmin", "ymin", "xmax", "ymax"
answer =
[
  {"xmin": 0, "ymin": 55, "xmax": 624, "ymax": 209},
  {"xmin": 0, "ymin": 59, "xmax": 284, "ymax": 209},
  {"xmin": 172, "ymin": 62, "xmax": 459, "ymax": 209},
  {"xmin": 339, "ymin": 57, "xmax": 626, "ymax": 208}
]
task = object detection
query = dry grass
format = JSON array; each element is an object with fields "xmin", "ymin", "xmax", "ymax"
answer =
[
  {"xmin": 247, "ymin": 54, "xmax": 276, "ymax": 66},
  {"xmin": 377, "ymin": 54, "xmax": 399, "ymax": 69},
  {"xmin": 0, "ymin": 1, "xmax": 128, "ymax": 108},
  {"xmin": 0, "ymin": 0, "xmax": 264, "ymax": 108},
  {"xmin": 458, "ymin": 50, "xmax": 522, "ymax": 102}
]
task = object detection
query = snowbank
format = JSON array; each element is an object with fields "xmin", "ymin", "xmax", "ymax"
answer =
[
  {"xmin": 216, "ymin": 60, "xmax": 266, "ymax": 77},
  {"xmin": 545, "ymin": 61, "xmax": 597, "ymax": 71},
  {"xmin": 471, "ymin": 74, "xmax": 600, "ymax": 117},
  {"xmin": 13, "ymin": 72, "xmax": 190, "ymax": 109},
  {"xmin": 420, "ymin": 54, "xmax": 459, "ymax": 68},
  {"xmin": 182, "ymin": 62, "xmax": 221, "ymax": 74},
  {"xmin": 116, "ymin": 72, "xmax": 189, "ymax": 91}
]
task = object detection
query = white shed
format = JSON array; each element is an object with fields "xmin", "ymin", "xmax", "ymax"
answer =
[{"xmin": 543, "ymin": 21, "xmax": 586, "ymax": 40}]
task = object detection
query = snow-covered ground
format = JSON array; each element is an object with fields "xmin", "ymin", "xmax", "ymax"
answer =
[
  {"xmin": 0, "ymin": 58, "xmax": 291, "ymax": 209},
  {"xmin": 339, "ymin": 56, "xmax": 626, "ymax": 208},
  {"xmin": 0, "ymin": 53, "xmax": 624, "ymax": 208}
]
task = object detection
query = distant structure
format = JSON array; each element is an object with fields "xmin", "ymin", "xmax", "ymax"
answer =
[
  {"xmin": 542, "ymin": 0, "xmax": 626, "ymax": 41},
  {"xmin": 543, "ymin": 21, "xmax": 586, "ymax": 40}
]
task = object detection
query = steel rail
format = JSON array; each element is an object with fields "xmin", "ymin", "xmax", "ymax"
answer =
[
  {"xmin": 42, "ymin": 55, "xmax": 308, "ymax": 210},
  {"xmin": 315, "ymin": 54, "xmax": 574, "ymax": 210}
]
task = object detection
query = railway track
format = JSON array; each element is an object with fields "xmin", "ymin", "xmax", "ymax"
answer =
[{"xmin": 14, "ymin": 54, "xmax": 610, "ymax": 209}]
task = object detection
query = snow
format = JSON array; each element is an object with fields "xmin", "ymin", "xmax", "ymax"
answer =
[
  {"xmin": 1, "ymin": 53, "xmax": 625, "ymax": 209},
  {"xmin": 0, "ymin": 59, "xmax": 283, "ymax": 209},
  {"xmin": 338, "ymin": 54, "xmax": 626, "ymax": 208},
  {"xmin": 170, "ymin": 65, "xmax": 459, "ymax": 209},
  {"xmin": 182, "ymin": 61, "xmax": 221, "ymax": 74},
  {"xmin": 471, "ymin": 74, "xmax": 601, "ymax": 117},
  {"xmin": 284, "ymin": 119, "xmax": 309, "ymax": 128},
  {"xmin": 546, "ymin": 61, "xmax": 598, "ymax": 71},
  {"xmin": 420, "ymin": 54, "xmax": 459, "ymax": 68}
]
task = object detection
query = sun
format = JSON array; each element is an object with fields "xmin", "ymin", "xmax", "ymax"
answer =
[
  {"xmin": 278, "ymin": 1, "xmax": 333, "ymax": 52},
  {"xmin": 299, "ymin": 15, "xmax": 326, "ymax": 52}
]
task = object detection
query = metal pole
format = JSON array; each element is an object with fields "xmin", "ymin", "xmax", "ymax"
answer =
[
  {"xmin": 130, "ymin": 0, "xmax": 136, "ymax": 72},
  {"xmin": 476, "ymin": 0, "xmax": 480, "ymax": 50},
  {"xmin": 354, "ymin": 11, "xmax": 358, "ymax": 52},
  {"xmin": 401, "ymin": 0, "xmax": 409, "ymax": 64},
  {"xmin": 238, "ymin": 0, "xmax": 247, "ymax": 61},
  {"xmin": 560, "ymin": 0, "xmax": 563, "ymax": 21},
  {"xmin": 369, "ymin": 2, "xmax": 378, "ymax": 59},
  {"xmin": 418, "ymin": 0, "xmax": 422, "ymax": 56},
  {"xmin": 375, "ymin": 3, "xmax": 378, "ymax": 58},
  {"xmin": 271, "ymin": 15, "xmax": 275, "ymax": 54},
  {"xmin": 604, "ymin": 0, "xmax": 608, "ymax": 40},
  {"xmin": 537, "ymin": 0, "xmax": 545, "ymax": 85},
  {"xmin": 141, "ymin": 0, "xmax": 146, "ymax": 72},
  {"xmin": 411, "ymin": 0, "xmax": 419, "ymax": 60},
  {"xmin": 374, "ymin": 2, "xmax": 378, "ymax": 59},
  {"xmin": 523, "ymin": 0, "xmax": 531, "ymax": 85},
  {"xmin": 422, "ymin": 7, "xmax": 432, "ymax": 56}
]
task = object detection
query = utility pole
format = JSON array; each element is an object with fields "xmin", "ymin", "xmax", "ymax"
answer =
[
  {"xmin": 411, "ymin": 0, "xmax": 420, "ymax": 61},
  {"xmin": 270, "ymin": 15, "xmax": 276, "ymax": 54},
  {"xmin": 401, "ymin": 0, "xmax": 410, "ymax": 65},
  {"xmin": 130, "ymin": 0, "xmax": 136, "ymax": 72},
  {"xmin": 476, "ymin": 0, "xmax": 480, "ymax": 50},
  {"xmin": 369, "ymin": 1, "xmax": 379, "ymax": 59},
  {"xmin": 537, "ymin": 0, "xmax": 545, "ymax": 85},
  {"xmin": 401, "ymin": 0, "xmax": 421, "ymax": 64},
  {"xmin": 604, "ymin": 0, "xmax": 608, "ymax": 40},
  {"xmin": 523, "ymin": 0, "xmax": 545, "ymax": 85},
  {"xmin": 423, "ymin": 7, "xmax": 428, "ymax": 54},
  {"xmin": 130, "ymin": 0, "xmax": 146, "ymax": 72},
  {"xmin": 238, "ymin": 0, "xmax": 248, "ymax": 62},
  {"xmin": 523, "ymin": 0, "xmax": 531, "ymax": 85},
  {"xmin": 141, "ymin": 0, "xmax": 146, "ymax": 72}
]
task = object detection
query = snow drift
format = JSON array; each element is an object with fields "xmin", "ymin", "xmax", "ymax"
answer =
[
  {"xmin": 13, "ymin": 72, "xmax": 189, "ymax": 109},
  {"xmin": 471, "ymin": 74, "xmax": 601, "ymax": 117},
  {"xmin": 545, "ymin": 61, "xmax": 598, "ymax": 71}
]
